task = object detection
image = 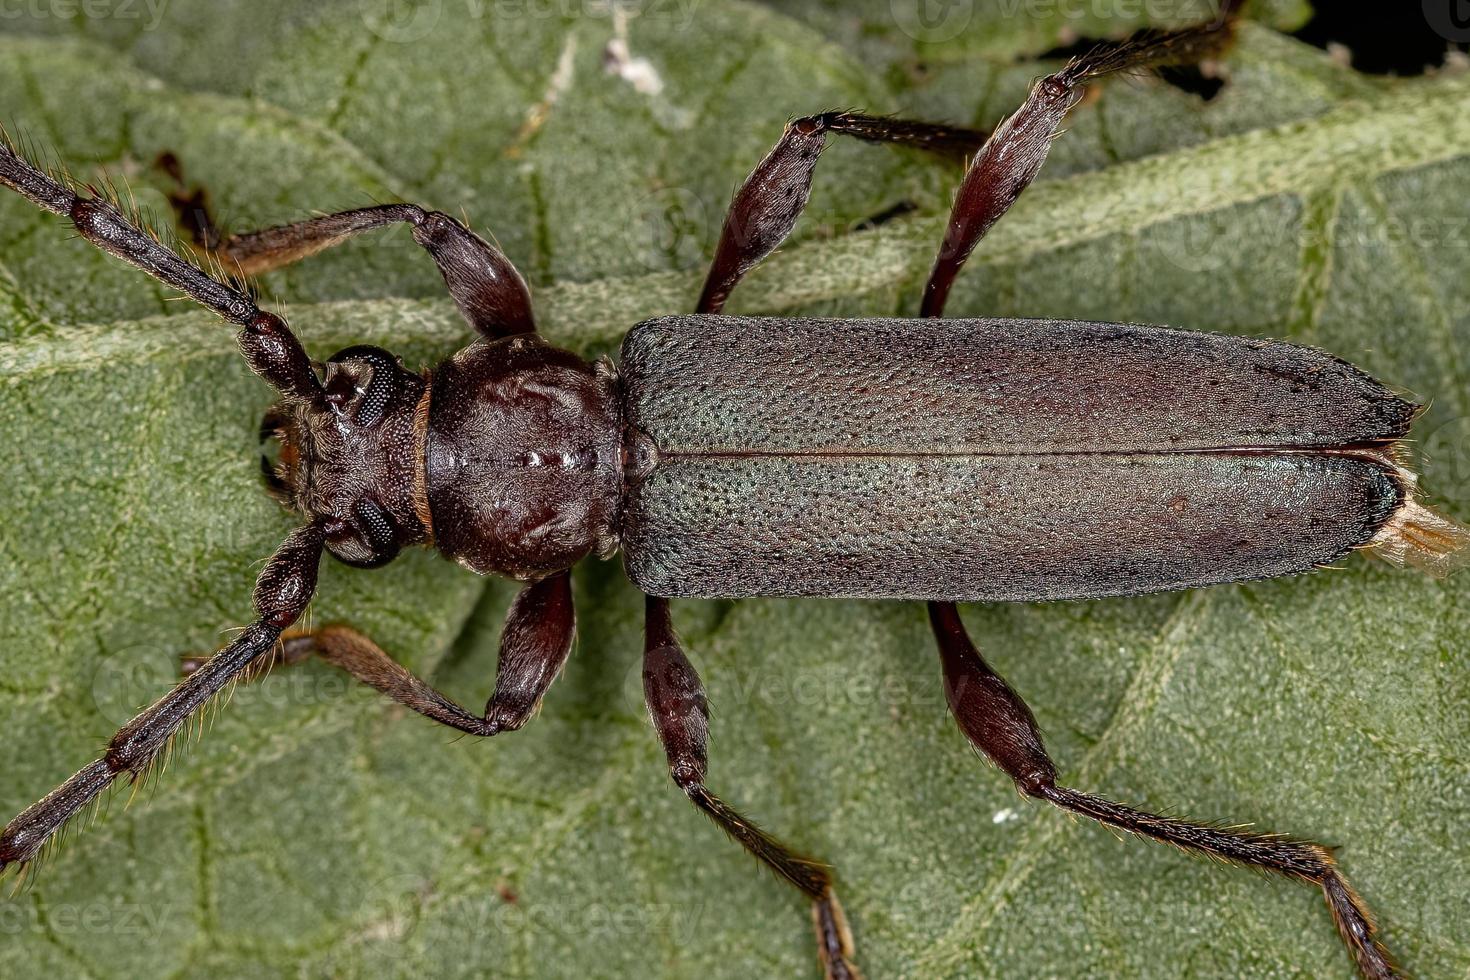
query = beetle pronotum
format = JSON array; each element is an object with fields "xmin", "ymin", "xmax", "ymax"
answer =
[{"xmin": 1, "ymin": 12, "xmax": 1464, "ymax": 979}]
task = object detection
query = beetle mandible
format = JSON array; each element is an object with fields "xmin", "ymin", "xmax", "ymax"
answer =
[{"xmin": 0, "ymin": 14, "xmax": 1464, "ymax": 980}]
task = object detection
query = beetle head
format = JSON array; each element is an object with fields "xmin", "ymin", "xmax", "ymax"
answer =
[{"xmin": 262, "ymin": 345, "xmax": 430, "ymax": 568}]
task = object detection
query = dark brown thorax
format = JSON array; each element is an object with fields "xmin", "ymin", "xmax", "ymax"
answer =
[{"xmin": 423, "ymin": 334, "xmax": 623, "ymax": 580}]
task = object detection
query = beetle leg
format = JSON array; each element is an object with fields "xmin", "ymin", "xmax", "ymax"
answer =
[
  {"xmin": 152, "ymin": 152, "xmax": 534, "ymax": 338},
  {"xmin": 188, "ymin": 571, "xmax": 577, "ymax": 738},
  {"xmin": 208, "ymin": 209, "xmax": 534, "ymax": 338},
  {"xmin": 643, "ymin": 596, "xmax": 860, "ymax": 979},
  {"xmin": 919, "ymin": 16, "xmax": 1238, "ymax": 317},
  {"xmin": 153, "ymin": 151, "xmax": 226, "ymax": 253},
  {"xmin": 236, "ymin": 207, "xmax": 535, "ymax": 339},
  {"xmin": 697, "ymin": 15, "xmax": 1239, "ymax": 318},
  {"xmin": 928, "ymin": 602, "xmax": 1400, "ymax": 980},
  {"xmin": 696, "ymin": 112, "xmax": 988, "ymax": 315},
  {"xmin": 477, "ymin": 570, "xmax": 577, "ymax": 731},
  {"xmin": 911, "ymin": 16, "xmax": 1403, "ymax": 975},
  {"xmin": 0, "ymin": 523, "xmax": 325, "ymax": 879}
]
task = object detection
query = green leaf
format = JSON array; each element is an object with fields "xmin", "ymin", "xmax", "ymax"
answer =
[{"xmin": 2, "ymin": 4, "xmax": 1468, "ymax": 978}]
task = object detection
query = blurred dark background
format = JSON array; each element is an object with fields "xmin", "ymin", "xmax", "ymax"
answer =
[{"xmin": 1292, "ymin": 3, "xmax": 1469, "ymax": 74}]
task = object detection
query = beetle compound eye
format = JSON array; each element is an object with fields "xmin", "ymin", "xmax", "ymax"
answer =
[
  {"xmin": 324, "ymin": 498, "xmax": 400, "ymax": 568},
  {"xmin": 324, "ymin": 498, "xmax": 402, "ymax": 569},
  {"xmin": 324, "ymin": 345, "xmax": 403, "ymax": 427},
  {"xmin": 352, "ymin": 362, "xmax": 395, "ymax": 427},
  {"xmin": 354, "ymin": 498, "xmax": 397, "ymax": 552}
]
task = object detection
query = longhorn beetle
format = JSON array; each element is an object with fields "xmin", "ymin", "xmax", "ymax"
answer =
[{"xmin": 0, "ymin": 13, "xmax": 1465, "ymax": 980}]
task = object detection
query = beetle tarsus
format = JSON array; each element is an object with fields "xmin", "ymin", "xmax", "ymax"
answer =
[{"xmin": 813, "ymin": 889, "xmax": 863, "ymax": 980}]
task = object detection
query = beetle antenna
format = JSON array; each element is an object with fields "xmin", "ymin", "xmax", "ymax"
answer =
[
  {"xmin": 0, "ymin": 133, "xmax": 326, "ymax": 406},
  {"xmin": 0, "ymin": 523, "xmax": 323, "ymax": 882}
]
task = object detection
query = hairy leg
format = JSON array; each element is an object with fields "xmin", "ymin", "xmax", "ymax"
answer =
[
  {"xmin": 0, "ymin": 135, "xmax": 321, "ymax": 402},
  {"xmin": 930, "ymin": 603, "xmax": 1398, "ymax": 980},
  {"xmin": 919, "ymin": 18, "xmax": 1237, "ymax": 316},
  {"xmin": 186, "ymin": 571, "xmax": 576, "ymax": 738},
  {"xmin": 691, "ymin": 20, "xmax": 1235, "ymax": 318},
  {"xmin": 643, "ymin": 597, "xmax": 860, "ymax": 979},
  {"xmin": 155, "ymin": 152, "xmax": 534, "ymax": 338},
  {"xmin": 696, "ymin": 111, "xmax": 985, "ymax": 314}
]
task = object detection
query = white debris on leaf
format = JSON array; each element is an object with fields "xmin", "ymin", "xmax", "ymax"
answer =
[
  {"xmin": 507, "ymin": 31, "xmax": 579, "ymax": 157},
  {"xmin": 604, "ymin": 37, "xmax": 664, "ymax": 95},
  {"xmin": 603, "ymin": 5, "xmax": 664, "ymax": 96},
  {"xmin": 992, "ymin": 808, "xmax": 1018, "ymax": 825}
]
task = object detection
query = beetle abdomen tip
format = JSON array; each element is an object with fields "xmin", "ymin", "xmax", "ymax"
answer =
[{"xmin": 1368, "ymin": 498, "xmax": 1470, "ymax": 578}]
